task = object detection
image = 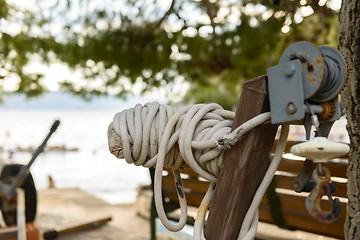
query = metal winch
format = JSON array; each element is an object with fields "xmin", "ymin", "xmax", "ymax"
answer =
[
  {"xmin": 0, "ymin": 120, "xmax": 60, "ymax": 240},
  {"xmin": 267, "ymin": 41, "xmax": 349, "ymax": 223},
  {"xmin": 267, "ymin": 41, "xmax": 346, "ymax": 138}
]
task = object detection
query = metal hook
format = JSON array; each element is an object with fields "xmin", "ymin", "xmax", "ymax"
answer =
[{"xmin": 305, "ymin": 166, "xmax": 340, "ymax": 223}]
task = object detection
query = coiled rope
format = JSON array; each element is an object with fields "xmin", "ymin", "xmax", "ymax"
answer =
[{"xmin": 108, "ymin": 102, "xmax": 288, "ymax": 239}]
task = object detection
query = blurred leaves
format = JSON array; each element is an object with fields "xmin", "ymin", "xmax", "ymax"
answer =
[{"xmin": 0, "ymin": 0, "xmax": 340, "ymax": 108}]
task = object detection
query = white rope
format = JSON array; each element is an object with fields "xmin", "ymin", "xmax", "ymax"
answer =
[
  {"xmin": 238, "ymin": 124, "xmax": 289, "ymax": 240},
  {"xmin": 108, "ymin": 102, "xmax": 288, "ymax": 239}
]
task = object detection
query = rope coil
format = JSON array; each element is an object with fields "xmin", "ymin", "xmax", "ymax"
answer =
[
  {"xmin": 108, "ymin": 102, "xmax": 288, "ymax": 239},
  {"xmin": 108, "ymin": 102, "xmax": 235, "ymax": 178}
]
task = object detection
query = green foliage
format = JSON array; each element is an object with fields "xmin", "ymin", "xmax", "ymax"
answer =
[
  {"xmin": 0, "ymin": 0, "xmax": 340, "ymax": 107},
  {"xmin": 0, "ymin": 0, "xmax": 9, "ymax": 19}
]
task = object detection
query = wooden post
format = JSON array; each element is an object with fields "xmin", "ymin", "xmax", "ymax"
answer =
[{"xmin": 205, "ymin": 76, "xmax": 278, "ymax": 239}]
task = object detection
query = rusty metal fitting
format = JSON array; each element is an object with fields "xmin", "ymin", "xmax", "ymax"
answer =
[{"xmin": 319, "ymin": 102, "xmax": 336, "ymax": 121}]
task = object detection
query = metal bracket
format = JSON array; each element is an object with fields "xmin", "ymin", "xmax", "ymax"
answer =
[
  {"xmin": 267, "ymin": 41, "xmax": 346, "ymax": 125},
  {"xmin": 267, "ymin": 59, "xmax": 305, "ymax": 124}
]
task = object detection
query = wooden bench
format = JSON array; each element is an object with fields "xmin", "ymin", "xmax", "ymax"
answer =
[{"xmin": 149, "ymin": 140, "xmax": 348, "ymax": 240}]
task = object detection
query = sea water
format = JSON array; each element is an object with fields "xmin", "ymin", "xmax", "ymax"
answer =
[
  {"xmin": 0, "ymin": 94, "xmax": 161, "ymax": 204},
  {"xmin": 0, "ymin": 109, "xmax": 151, "ymax": 204}
]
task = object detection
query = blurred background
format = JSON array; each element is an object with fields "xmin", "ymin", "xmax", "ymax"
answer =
[
  {"xmin": 0, "ymin": 0, "xmax": 348, "ymax": 233},
  {"xmin": 0, "ymin": 93, "xmax": 163, "ymax": 205}
]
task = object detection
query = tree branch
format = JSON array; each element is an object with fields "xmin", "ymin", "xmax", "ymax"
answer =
[
  {"xmin": 201, "ymin": 0, "xmax": 231, "ymax": 74},
  {"xmin": 156, "ymin": 0, "xmax": 176, "ymax": 28}
]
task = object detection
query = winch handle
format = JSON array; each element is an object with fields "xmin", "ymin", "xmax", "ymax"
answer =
[{"xmin": 5, "ymin": 120, "xmax": 60, "ymax": 199}]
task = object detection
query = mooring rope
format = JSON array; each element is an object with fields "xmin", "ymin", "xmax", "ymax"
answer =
[{"xmin": 108, "ymin": 102, "xmax": 288, "ymax": 239}]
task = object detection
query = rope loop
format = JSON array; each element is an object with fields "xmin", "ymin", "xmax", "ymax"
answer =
[
  {"xmin": 110, "ymin": 102, "xmax": 236, "ymax": 178},
  {"xmin": 108, "ymin": 102, "xmax": 288, "ymax": 239}
]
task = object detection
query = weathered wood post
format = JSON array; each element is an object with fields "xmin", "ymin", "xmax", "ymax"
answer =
[{"xmin": 205, "ymin": 75, "xmax": 278, "ymax": 239}]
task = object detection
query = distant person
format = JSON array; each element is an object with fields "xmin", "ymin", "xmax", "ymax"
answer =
[
  {"xmin": 47, "ymin": 175, "xmax": 56, "ymax": 188},
  {"xmin": 8, "ymin": 149, "xmax": 15, "ymax": 161}
]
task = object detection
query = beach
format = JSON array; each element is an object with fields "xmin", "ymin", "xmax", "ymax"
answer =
[
  {"xmin": 34, "ymin": 187, "xmax": 194, "ymax": 240},
  {"xmin": 34, "ymin": 187, "xmax": 337, "ymax": 240}
]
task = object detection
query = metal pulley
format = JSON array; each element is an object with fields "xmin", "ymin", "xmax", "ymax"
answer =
[
  {"xmin": 267, "ymin": 41, "xmax": 349, "ymax": 224},
  {"xmin": 0, "ymin": 164, "xmax": 37, "ymax": 226},
  {"xmin": 267, "ymin": 41, "xmax": 346, "ymax": 125},
  {"xmin": 0, "ymin": 120, "xmax": 60, "ymax": 226}
]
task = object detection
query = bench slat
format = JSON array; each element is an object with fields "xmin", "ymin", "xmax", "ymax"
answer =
[
  {"xmin": 163, "ymin": 188, "xmax": 204, "ymax": 207},
  {"xmin": 163, "ymin": 177, "xmax": 210, "ymax": 195},
  {"xmin": 273, "ymin": 174, "xmax": 347, "ymax": 199},
  {"xmin": 259, "ymin": 206, "xmax": 344, "ymax": 239},
  {"xmin": 278, "ymin": 158, "xmax": 348, "ymax": 178},
  {"xmin": 261, "ymin": 192, "xmax": 347, "ymax": 219}
]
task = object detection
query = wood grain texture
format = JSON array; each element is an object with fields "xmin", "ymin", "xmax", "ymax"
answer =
[{"xmin": 204, "ymin": 75, "xmax": 278, "ymax": 239}]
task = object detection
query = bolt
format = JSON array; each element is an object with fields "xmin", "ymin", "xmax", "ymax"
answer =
[
  {"xmin": 287, "ymin": 102, "xmax": 297, "ymax": 114},
  {"xmin": 285, "ymin": 64, "xmax": 296, "ymax": 77}
]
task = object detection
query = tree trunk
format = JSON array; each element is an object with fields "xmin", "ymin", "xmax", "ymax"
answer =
[{"xmin": 338, "ymin": 1, "xmax": 360, "ymax": 239}]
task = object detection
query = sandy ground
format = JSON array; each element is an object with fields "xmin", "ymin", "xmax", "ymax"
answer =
[
  {"xmin": 36, "ymin": 188, "xmax": 184, "ymax": 240},
  {"xmin": 34, "ymin": 188, "xmax": 338, "ymax": 240}
]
